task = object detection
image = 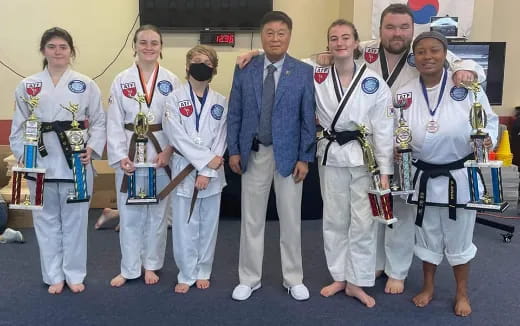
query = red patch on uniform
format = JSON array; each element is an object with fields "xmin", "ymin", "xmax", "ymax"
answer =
[
  {"xmin": 25, "ymin": 82, "xmax": 42, "ymax": 96},
  {"xmin": 396, "ymin": 92, "xmax": 412, "ymax": 110},
  {"xmin": 179, "ymin": 100, "xmax": 193, "ymax": 117},
  {"xmin": 121, "ymin": 82, "xmax": 137, "ymax": 98},
  {"xmin": 314, "ymin": 67, "xmax": 329, "ymax": 84},
  {"xmin": 364, "ymin": 47, "xmax": 379, "ymax": 64}
]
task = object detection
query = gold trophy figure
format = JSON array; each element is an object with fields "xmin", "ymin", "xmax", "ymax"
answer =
[
  {"xmin": 461, "ymin": 82, "xmax": 508, "ymax": 212},
  {"xmin": 127, "ymin": 94, "xmax": 158, "ymax": 204},
  {"xmin": 357, "ymin": 124, "xmax": 397, "ymax": 225},
  {"xmin": 10, "ymin": 94, "xmax": 46, "ymax": 210}
]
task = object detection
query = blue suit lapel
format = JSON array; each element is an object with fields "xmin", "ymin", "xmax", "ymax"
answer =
[
  {"xmin": 274, "ymin": 56, "xmax": 294, "ymax": 108},
  {"xmin": 252, "ymin": 56, "xmax": 264, "ymax": 112}
]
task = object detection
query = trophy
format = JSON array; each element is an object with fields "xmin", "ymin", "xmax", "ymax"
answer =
[
  {"xmin": 357, "ymin": 124, "xmax": 397, "ymax": 225},
  {"xmin": 62, "ymin": 103, "xmax": 90, "ymax": 203},
  {"xmin": 391, "ymin": 98, "xmax": 415, "ymax": 195},
  {"xmin": 11, "ymin": 95, "xmax": 46, "ymax": 210},
  {"xmin": 462, "ymin": 82, "xmax": 508, "ymax": 212},
  {"xmin": 127, "ymin": 94, "xmax": 158, "ymax": 205}
]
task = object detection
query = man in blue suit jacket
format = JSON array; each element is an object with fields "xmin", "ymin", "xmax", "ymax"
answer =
[{"xmin": 227, "ymin": 11, "xmax": 316, "ymax": 301}]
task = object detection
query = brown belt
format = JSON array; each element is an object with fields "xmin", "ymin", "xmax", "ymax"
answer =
[{"xmin": 120, "ymin": 123, "xmax": 172, "ymax": 193}]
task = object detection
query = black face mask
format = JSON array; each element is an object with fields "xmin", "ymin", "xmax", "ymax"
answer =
[{"xmin": 189, "ymin": 63, "xmax": 213, "ymax": 81}]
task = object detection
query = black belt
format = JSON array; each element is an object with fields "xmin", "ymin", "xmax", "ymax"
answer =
[
  {"xmin": 321, "ymin": 129, "xmax": 361, "ymax": 165},
  {"xmin": 39, "ymin": 121, "xmax": 86, "ymax": 169},
  {"xmin": 411, "ymin": 154, "xmax": 473, "ymax": 227}
]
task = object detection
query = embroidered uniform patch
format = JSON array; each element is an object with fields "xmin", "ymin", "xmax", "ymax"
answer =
[
  {"xmin": 157, "ymin": 80, "xmax": 173, "ymax": 96},
  {"xmin": 211, "ymin": 104, "xmax": 224, "ymax": 120},
  {"xmin": 25, "ymin": 82, "xmax": 42, "ymax": 96},
  {"xmin": 364, "ymin": 47, "xmax": 379, "ymax": 64},
  {"xmin": 68, "ymin": 80, "xmax": 86, "ymax": 93},
  {"xmin": 396, "ymin": 92, "xmax": 413, "ymax": 109},
  {"xmin": 361, "ymin": 77, "xmax": 379, "ymax": 94},
  {"xmin": 179, "ymin": 100, "xmax": 193, "ymax": 117},
  {"xmin": 407, "ymin": 53, "xmax": 416, "ymax": 67},
  {"xmin": 314, "ymin": 67, "xmax": 329, "ymax": 84},
  {"xmin": 450, "ymin": 86, "xmax": 468, "ymax": 101},
  {"xmin": 121, "ymin": 82, "xmax": 137, "ymax": 98}
]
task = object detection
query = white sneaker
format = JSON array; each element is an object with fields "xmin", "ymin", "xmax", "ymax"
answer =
[
  {"xmin": 0, "ymin": 228, "xmax": 24, "ymax": 244},
  {"xmin": 285, "ymin": 283, "xmax": 310, "ymax": 301},
  {"xmin": 231, "ymin": 283, "xmax": 261, "ymax": 301}
]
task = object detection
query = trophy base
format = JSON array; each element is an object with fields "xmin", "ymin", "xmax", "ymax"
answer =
[
  {"xmin": 371, "ymin": 216, "xmax": 398, "ymax": 225},
  {"xmin": 134, "ymin": 163, "xmax": 157, "ymax": 168},
  {"xmin": 66, "ymin": 197, "xmax": 90, "ymax": 204},
  {"xmin": 12, "ymin": 167, "xmax": 46, "ymax": 173},
  {"xmin": 465, "ymin": 201, "xmax": 509, "ymax": 212},
  {"xmin": 9, "ymin": 204, "xmax": 44, "ymax": 211},
  {"xmin": 464, "ymin": 160, "xmax": 503, "ymax": 168},
  {"xmin": 391, "ymin": 190, "xmax": 415, "ymax": 196},
  {"xmin": 127, "ymin": 197, "xmax": 159, "ymax": 205}
]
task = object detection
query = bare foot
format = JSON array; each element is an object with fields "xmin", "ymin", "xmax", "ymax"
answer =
[
  {"xmin": 68, "ymin": 283, "xmax": 85, "ymax": 293},
  {"xmin": 196, "ymin": 279, "xmax": 210, "ymax": 289},
  {"xmin": 94, "ymin": 208, "xmax": 119, "ymax": 229},
  {"xmin": 110, "ymin": 274, "xmax": 127, "ymax": 287},
  {"xmin": 174, "ymin": 283, "xmax": 190, "ymax": 293},
  {"xmin": 144, "ymin": 270, "xmax": 159, "ymax": 285},
  {"xmin": 320, "ymin": 281, "xmax": 346, "ymax": 297},
  {"xmin": 48, "ymin": 282, "xmax": 64, "ymax": 295},
  {"xmin": 454, "ymin": 293, "xmax": 472, "ymax": 317},
  {"xmin": 345, "ymin": 283, "xmax": 376, "ymax": 308},
  {"xmin": 385, "ymin": 278, "xmax": 405, "ymax": 294},
  {"xmin": 413, "ymin": 288, "xmax": 434, "ymax": 307}
]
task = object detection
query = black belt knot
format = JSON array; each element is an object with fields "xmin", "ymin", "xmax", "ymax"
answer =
[
  {"xmin": 411, "ymin": 154, "xmax": 473, "ymax": 227},
  {"xmin": 39, "ymin": 120, "xmax": 86, "ymax": 169}
]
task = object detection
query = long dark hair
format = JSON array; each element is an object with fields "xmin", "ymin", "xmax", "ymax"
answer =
[{"xmin": 40, "ymin": 27, "xmax": 76, "ymax": 69}]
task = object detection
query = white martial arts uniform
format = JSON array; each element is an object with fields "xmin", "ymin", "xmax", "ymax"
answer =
[
  {"xmin": 305, "ymin": 58, "xmax": 394, "ymax": 287},
  {"xmin": 163, "ymin": 82, "xmax": 227, "ymax": 286},
  {"xmin": 10, "ymin": 68, "xmax": 106, "ymax": 285},
  {"xmin": 360, "ymin": 39, "xmax": 487, "ymax": 279},
  {"xmin": 397, "ymin": 69, "xmax": 498, "ymax": 266},
  {"xmin": 107, "ymin": 63, "xmax": 180, "ymax": 279}
]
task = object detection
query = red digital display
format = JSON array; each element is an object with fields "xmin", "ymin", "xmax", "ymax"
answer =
[{"xmin": 215, "ymin": 33, "xmax": 235, "ymax": 45}]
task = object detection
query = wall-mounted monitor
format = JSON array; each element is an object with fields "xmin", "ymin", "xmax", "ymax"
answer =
[
  {"xmin": 139, "ymin": 0, "xmax": 273, "ymax": 32},
  {"xmin": 448, "ymin": 42, "xmax": 507, "ymax": 106}
]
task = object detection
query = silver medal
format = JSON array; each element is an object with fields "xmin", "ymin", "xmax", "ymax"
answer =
[
  {"xmin": 426, "ymin": 120, "xmax": 439, "ymax": 133},
  {"xmin": 147, "ymin": 111, "xmax": 155, "ymax": 122}
]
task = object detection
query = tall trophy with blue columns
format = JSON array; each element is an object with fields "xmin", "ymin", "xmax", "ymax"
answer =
[
  {"xmin": 391, "ymin": 98, "xmax": 414, "ymax": 195},
  {"xmin": 463, "ymin": 82, "xmax": 508, "ymax": 212},
  {"xmin": 10, "ymin": 95, "xmax": 46, "ymax": 210},
  {"xmin": 358, "ymin": 124, "xmax": 397, "ymax": 225},
  {"xmin": 127, "ymin": 94, "xmax": 158, "ymax": 204},
  {"xmin": 62, "ymin": 103, "xmax": 90, "ymax": 203}
]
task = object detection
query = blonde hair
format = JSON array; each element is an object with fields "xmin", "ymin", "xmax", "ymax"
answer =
[{"xmin": 185, "ymin": 45, "xmax": 219, "ymax": 81}]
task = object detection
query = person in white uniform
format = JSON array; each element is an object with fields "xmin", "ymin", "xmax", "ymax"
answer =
[
  {"xmin": 107, "ymin": 24, "xmax": 181, "ymax": 287},
  {"xmin": 398, "ymin": 31, "xmax": 498, "ymax": 317},
  {"xmin": 311, "ymin": 20, "xmax": 394, "ymax": 307},
  {"xmin": 163, "ymin": 45, "xmax": 226, "ymax": 294},
  {"xmin": 10, "ymin": 27, "xmax": 106, "ymax": 294}
]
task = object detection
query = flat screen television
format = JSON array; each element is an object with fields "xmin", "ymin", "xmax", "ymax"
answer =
[
  {"xmin": 139, "ymin": 0, "xmax": 273, "ymax": 31},
  {"xmin": 447, "ymin": 41, "xmax": 507, "ymax": 106}
]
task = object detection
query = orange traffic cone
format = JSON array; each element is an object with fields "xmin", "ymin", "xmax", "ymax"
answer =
[{"xmin": 496, "ymin": 129, "xmax": 513, "ymax": 166}]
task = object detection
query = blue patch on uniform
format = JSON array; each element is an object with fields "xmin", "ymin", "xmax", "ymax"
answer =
[
  {"xmin": 450, "ymin": 86, "xmax": 468, "ymax": 101},
  {"xmin": 210, "ymin": 104, "xmax": 224, "ymax": 120},
  {"xmin": 407, "ymin": 53, "xmax": 416, "ymax": 67},
  {"xmin": 68, "ymin": 80, "xmax": 86, "ymax": 93},
  {"xmin": 157, "ymin": 80, "xmax": 173, "ymax": 96},
  {"xmin": 361, "ymin": 77, "xmax": 379, "ymax": 94}
]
